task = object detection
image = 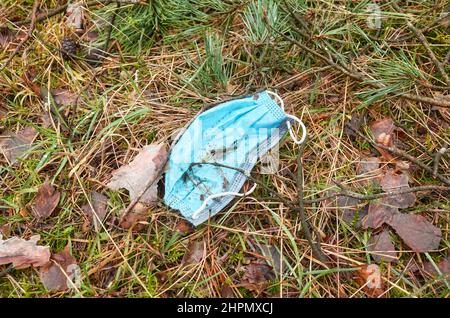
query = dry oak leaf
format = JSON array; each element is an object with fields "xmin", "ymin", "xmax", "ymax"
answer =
[
  {"xmin": 368, "ymin": 229, "xmax": 397, "ymax": 263},
  {"xmin": 355, "ymin": 264, "xmax": 385, "ymax": 298},
  {"xmin": 81, "ymin": 191, "xmax": 108, "ymax": 229},
  {"xmin": 40, "ymin": 245, "xmax": 79, "ymax": 292},
  {"xmin": 363, "ymin": 198, "xmax": 398, "ymax": 229},
  {"xmin": 31, "ymin": 181, "xmax": 61, "ymax": 219},
  {"xmin": 379, "ymin": 171, "xmax": 416, "ymax": 208},
  {"xmin": 0, "ymin": 126, "xmax": 38, "ymax": 164},
  {"xmin": 387, "ymin": 213, "xmax": 441, "ymax": 252},
  {"xmin": 107, "ymin": 144, "xmax": 168, "ymax": 205},
  {"xmin": 0, "ymin": 235, "xmax": 50, "ymax": 269}
]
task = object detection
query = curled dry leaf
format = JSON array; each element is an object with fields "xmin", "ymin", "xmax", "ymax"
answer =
[
  {"xmin": 40, "ymin": 245, "xmax": 79, "ymax": 292},
  {"xmin": 182, "ymin": 240, "xmax": 205, "ymax": 266},
  {"xmin": 355, "ymin": 264, "xmax": 385, "ymax": 298},
  {"xmin": 368, "ymin": 230, "xmax": 397, "ymax": 263},
  {"xmin": 380, "ymin": 171, "xmax": 416, "ymax": 208},
  {"xmin": 119, "ymin": 202, "xmax": 149, "ymax": 231},
  {"xmin": 81, "ymin": 191, "xmax": 108, "ymax": 229},
  {"xmin": 31, "ymin": 181, "xmax": 60, "ymax": 220},
  {"xmin": 241, "ymin": 261, "xmax": 274, "ymax": 292},
  {"xmin": 0, "ymin": 235, "xmax": 50, "ymax": 269},
  {"xmin": 363, "ymin": 198, "xmax": 398, "ymax": 229},
  {"xmin": 0, "ymin": 126, "xmax": 38, "ymax": 164},
  {"xmin": 370, "ymin": 118, "xmax": 395, "ymax": 142},
  {"xmin": 370, "ymin": 118, "xmax": 396, "ymax": 161},
  {"xmin": 387, "ymin": 214, "xmax": 441, "ymax": 252},
  {"xmin": 107, "ymin": 144, "xmax": 168, "ymax": 205}
]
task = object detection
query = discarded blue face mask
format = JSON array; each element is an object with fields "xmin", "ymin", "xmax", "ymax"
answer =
[{"xmin": 164, "ymin": 90, "xmax": 306, "ymax": 226}]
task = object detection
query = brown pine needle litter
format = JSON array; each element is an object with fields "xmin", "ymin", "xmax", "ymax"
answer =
[{"xmin": 0, "ymin": 0, "xmax": 449, "ymax": 298}]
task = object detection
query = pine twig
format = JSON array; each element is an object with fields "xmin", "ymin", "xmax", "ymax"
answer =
[
  {"xmin": 268, "ymin": 18, "xmax": 450, "ymax": 108},
  {"xmin": 0, "ymin": 1, "xmax": 39, "ymax": 72},
  {"xmin": 392, "ymin": 2, "xmax": 450, "ymax": 86}
]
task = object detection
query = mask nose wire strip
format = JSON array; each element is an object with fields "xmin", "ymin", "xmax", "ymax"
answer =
[
  {"xmin": 266, "ymin": 90, "xmax": 307, "ymax": 145},
  {"xmin": 191, "ymin": 182, "xmax": 257, "ymax": 220}
]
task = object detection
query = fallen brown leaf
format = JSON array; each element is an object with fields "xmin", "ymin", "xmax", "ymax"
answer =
[
  {"xmin": 241, "ymin": 261, "xmax": 274, "ymax": 292},
  {"xmin": 220, "ymin": 283, "xmax": 235, "ymax": 298},
  {"xmin": 355, "ymin": 264, "xmax": 385, "ymax": 298},
  {"xmin": 368, "ymin": 229, "xmax": 397, "ymax": 263},
  {"xmin": 379, "ymin": 170, "xmax": 416, "ymax": 208},
  {"xmin": 0, "ymin": 126, "xmax": 38, "ymax": 164},
  {"xmin": 370, "ymin": 118, "xmax": 395, "ymax": 142},
  {"xmin": 119, "ymin": 202, "xmax": 149, "ymax": 231},
  {"xmin": 31, "ymin": 181, "xmax": 60, "ymax": 220},
  {"xmin": 182, "ymin": 240, "xmax": 205, "ymax": 266},
  {"xmin": 52, "ymin": 88, "xmax": 78, "ymax": 106},
  {"xmin": 357, "ymin": 157, "xmax": 380, "ymax": 176},
  {"xmin": 422, "ymin": 257, "xmax": 449, "ymax": 278},
  {"xmin": 175, "ymin": 219, "xmax": 194, "ymax": 235},
  {"xmin": 387, "ymin": 213, "xmax": 441, "ymax": 252},
  {"xmin": 40, "ymin": 245, "xmax": 79, "ymax": 292},
  {"xmin": 107, "ymin": 143, "xmax": 167, "ymax": 205},
  {"xmin": 363, "ymin": 198, "xmax": 398, "ymax": 229},
  {"xmin": 336, "ymin": 195, "xmax": 367, "ymax": 228},
  {"xmin": 0, "ymin": 235, "xmax": 50, "ymax": 269},
  {"xmin": 370, "ymin": 118, "xmax": 396, "ymax": 161},
  {"xmin": 81, "ymin": 191, "xmax": 108, "ymax": 230}
]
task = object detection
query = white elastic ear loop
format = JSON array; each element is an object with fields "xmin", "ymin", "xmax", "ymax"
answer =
[
  {"xmin": 266, "ymin": 90, "xmax": 307, "ymax": 145},
  {"xmin": 191, "ymin": 182, "xmax": 257, "ymax": 220}
]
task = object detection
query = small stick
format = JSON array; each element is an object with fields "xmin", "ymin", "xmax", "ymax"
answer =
[
  {"xmin": 346, "ymin": 124, "xmax": 450, "ymax": 186},
  {"xmin": 296, "ymin": 141, "xmax": 328, "ymax": 264},
  {"xmin": 304, "ymin": 185, "xmax": 449, "ymax": 205},
  {"xmin": 432, "ymin": 145, "xmax": 448, "ymax": 178},
  {"xmin": 0, "ymin": 1, "xmax": 39, "ymax": 72}
]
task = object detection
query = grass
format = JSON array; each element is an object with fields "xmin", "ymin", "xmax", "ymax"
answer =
[{"xmin": 0, "ymin": 0, "xmax": 449, "ymax": 298}]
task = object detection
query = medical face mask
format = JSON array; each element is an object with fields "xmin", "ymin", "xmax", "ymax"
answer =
[{"xmin": 164, "ymin": 90, "xmax": 306, "ymax": 226}]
